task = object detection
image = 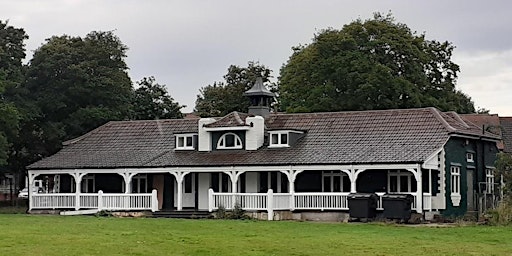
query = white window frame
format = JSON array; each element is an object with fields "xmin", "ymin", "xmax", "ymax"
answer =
[
  {"xmin": 322, "ymin": 171, "xmax": 348, "ymax": 192},
  {"xmin": 175, "ymin": 134, "xmax": 196, "ymax": 150},
  {"xmin": 269, "ymin": 131, "xmax": 290, "ymax": 148},
  {"xmin": 450, "ymin": 165, "xmax": 461, "ymax": 206},
  {"xmin": 466, "ymin": 152, "xmax": 474, "ymax": 163},
  {"xmin": 132, "ymin": 174, "xmax": 148, "ymax": 193},
  {"xmin": 72, "ymin": 174, "xmax": 95, "ymax": 193},
  {"xmin": 387, "ymin": 170, "xmax": 414, "ymax": 193},
  {"xmin": 450, "ymin": 166, "xmax": 460, "ymax": 195},
  {"xmin": 486, "ymin": 168, "xmax": 494, "ymax": 194},
  {"xmin": 217, "ymin": 132, "xmax": 243, "ymax": 149}
]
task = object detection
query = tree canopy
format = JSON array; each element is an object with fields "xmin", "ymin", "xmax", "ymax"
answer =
[
  {"xmin": 278, "ymin": 13, "xmax": 475, "ymax": 113},
  {"xmin": 0, "ymin": 20, "xmax": 26, "ymax": 166},
  {"xmin": 195, "ymin": 62, "xmax": 274, "ymax": 117},
  {"xmin": 131, "ymin": 76, "xmax": 184, "ymax": 120},
  {"xmin": 19, "ymin": 31, "xmax": 133, "ymax": 160}
]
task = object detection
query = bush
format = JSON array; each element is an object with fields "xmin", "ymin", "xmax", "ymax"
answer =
[
  {"xmin": 214, "ymin": 203, "xmax": 250, "ymax": 220},
  {"xmin": 488, "ymin": 197, "xmax": 512, "ymax": 225}
]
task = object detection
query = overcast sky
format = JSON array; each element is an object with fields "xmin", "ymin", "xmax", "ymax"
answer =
[{"xmin": 2, "ymin": 0, "xmax": 511, "ymax": 115}]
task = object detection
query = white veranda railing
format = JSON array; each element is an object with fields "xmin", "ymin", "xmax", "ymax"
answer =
[
  {"xmin": 209, "ymin": 189, "xmax": 432, "ymax": 220},
  {"xmin": 30, "ymin": 190, "xmax": 159, "ymax": 212}
]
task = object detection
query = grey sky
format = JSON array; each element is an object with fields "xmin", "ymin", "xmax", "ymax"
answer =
[{"xmin": 2, "ymin": 0, "xmax": 511, "ymax": 115}]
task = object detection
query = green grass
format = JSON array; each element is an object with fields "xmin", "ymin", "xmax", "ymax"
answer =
[{"xmin": 0, "ymin": 215, "xmax": 511, "ymax": 256}]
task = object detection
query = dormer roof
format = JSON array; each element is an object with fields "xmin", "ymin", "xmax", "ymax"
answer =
[{"xmin": 204, "ymin": 111, "xmax": 250, "ymax": 128}]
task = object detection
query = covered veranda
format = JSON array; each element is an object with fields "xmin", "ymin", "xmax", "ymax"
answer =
[{"xmin": 27, "ymin": 162, "xmax": 435, "ymax": 219}]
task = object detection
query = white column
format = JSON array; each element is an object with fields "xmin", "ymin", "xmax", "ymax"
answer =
[
  {"xmin": 267, "ymin": 189, "xmax": 274, "ymax": 221},
  {"xmin": 428, "ymin": 169, "xmax": 433, "ymax": 212},
  {"xmin": 171, "ymin": 171, "xmax": 189, "ymax": 211},
  {"xmin": 98, "ymin": 190, "xmax": 103, "ymax": 211},
  {"xmin": 350, "ymin": 169, "xmax": 365, "ymax": 193},
  {"xmin": 71, "ymin": 172, "xmax": 87, "ymax": 210},
  {"xmin": 118, "ymin": 172, "xmax": 137, "ymax": 194},
  {"xmin": 151, "ymin": 189, "xmax": 158, "ymax": 212},
  {"xmin": 409, "ymin": 166, "xmax": 423, "ymax": 213},
  {"xmin": 208, "ymin": 188, "xmax": 214, "ymax": 212},
  {"xmin": 280, "ymin": 169, "xmax": 303, "ymax": 211},
  {"xmin": 224, "ymin": 170, "xmax": 244, "ymax": 208},
  {"xmin": 27, "ymin": 171, "xmax": 36, "ymax": 211}
]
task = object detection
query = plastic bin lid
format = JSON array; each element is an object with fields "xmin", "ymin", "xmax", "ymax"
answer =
[{"xmin": 381, "ymin": 193, "xmax": 413, "ymax": 199}]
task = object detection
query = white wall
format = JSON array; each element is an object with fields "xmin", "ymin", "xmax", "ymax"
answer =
[{"xmin": 198, "ymin": 173, "xmax": 210, "ymax": 210}]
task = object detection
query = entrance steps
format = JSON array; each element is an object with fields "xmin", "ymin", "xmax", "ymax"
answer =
[
  {"xmin": 149, "ymin": 210, "xmax": 213, "ymax": 219},
  {"xmin": 60, "ymin": 209, "xmax": 100, "ymax": 216}
]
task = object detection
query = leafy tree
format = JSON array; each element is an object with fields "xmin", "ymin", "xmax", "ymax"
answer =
[
  {"xmin": 131, "ymin": 76, "xmax": 184, "ymax": 120},
  {"xmin": 195, "ymin": 62, "xmax": 273, "ymax": 117},
  {"xmin": 278, "ymin": 13, "xmax": 475, "ymax": 113},
  {"xmin": 0, "ymin": 20, "xmax": 26, "ymax": 166},
  {"xmin": 21, "ymin": 31, "xmax": 133, "ymax": 158},
  {"xmin": 496, "ymin": 153, "xmax": 512, "ymax": 196}
]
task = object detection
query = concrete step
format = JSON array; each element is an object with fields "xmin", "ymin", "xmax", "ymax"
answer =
[{"xmin": 150, "ymin": 210, "xmax": 213, "ymax": 219}]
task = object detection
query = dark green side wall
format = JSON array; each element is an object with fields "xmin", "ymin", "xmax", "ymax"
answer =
[{"xmin": 443, "ymin": 137, "xmax": 498, "ymax": 217}]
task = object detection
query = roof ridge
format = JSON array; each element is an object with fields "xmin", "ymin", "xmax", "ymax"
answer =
[
  {"xmin": 446, "ymin": 111, "xmax": 471, "ymax": 129},
  {"xmin": 428, "ymin": 108, "xmax": 457, "ymax": 133},
  {"xmin": 269, "ymin": 107, "xmax": 438, "ymax": 117}
]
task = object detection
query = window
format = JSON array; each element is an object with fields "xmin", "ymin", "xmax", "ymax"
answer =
[
  {"xmin": 322, "ymin": 171, "xmax": 349, "ymax": 192},
  {"xmin": 211, "ymin": 173, "xmax": 231, "ymax": 192},
  {"xmin": 132, "ymin": 174, "xmax": 147, "ymax": 193},
  {"xmin": 450, "ymin": 166, "xmax": 460, "ymax": 195},
  {"xmin": 217, "ymin": 133, "xmax": 243, "ymax": 149},
  {"xmin": 75, "ymin": 174, "xmax": 95, "ymax": 193},
  {"xmin": 176, "ymin": 134, "xmax": 195, "ymax": 150},
  {"xmin": 486, "ymin": 169, "xmax": 494, "ymax": 194},
  {"xmin": 388, "ymin": 170, "xmax": 416, "ymax": 193},
  {"xmin": 269, "ymin": 131, "xmax": 289, "ymax": 147},
  {"xmin": 466, "ymin": 152, "xmax": 474, "ymax": 163}
]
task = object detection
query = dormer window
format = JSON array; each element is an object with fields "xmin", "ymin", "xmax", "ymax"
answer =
[
  {"xmin": 269, "ymin": 131, "xmax": 289, "ymax": 148},
  {"xmin": 217, "ymin": 132, "xmax": 243, "ymax": 149},
  {"xmin": 176, "ymin": 134, "xmax": 196, "ymax": 150},
  {"xmin": 268, "ymin": 130, "xmax": 304, "ymax": 148}
]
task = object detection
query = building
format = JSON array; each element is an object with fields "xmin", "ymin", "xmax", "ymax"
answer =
[{"xmin": 26, "ymin": 79, "xmax": 500, "ymax": 220}]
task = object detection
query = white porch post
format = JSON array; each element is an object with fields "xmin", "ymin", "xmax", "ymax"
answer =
[
  {"xmin": 171, "ymin": 171, "xmax": 189, "ymax": 211},
  {"xmin": 409, "ymin": 166, "xmax": 423, "ymax": 213},
  {"xmin": 224, "ymin": 169, "xmax": 244, "ymax": 208},
  {"xmin": 350, "ymin": 169, "xmax": 365, "ymax": 193},
  {"xmin": 27, "ymin": 171, "xmax": 36, "ymax": 211},
  {"xmin": 71, "ymin": 172, "xmax": 87, "ymax": 210},
  {"xmin": 267, "ymin": 189, "xmax": 274, "ymax": 220},
  {"xmin": 280, "ymin": 168, "xmax": 303, "ymax": 211},
  {"xmin": 118, "ymin": 172, "xmax": 137, "ymax": 194}
]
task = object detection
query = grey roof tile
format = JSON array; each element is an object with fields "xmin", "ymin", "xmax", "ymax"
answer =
[{"xmin": 28, "ymin": 108, "xmax": 499, "ymax": 170}]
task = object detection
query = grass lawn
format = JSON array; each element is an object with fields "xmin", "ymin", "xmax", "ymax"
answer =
[{"xmin": 0, "ymin": 214, "xmax": 511, "ymax": 256}]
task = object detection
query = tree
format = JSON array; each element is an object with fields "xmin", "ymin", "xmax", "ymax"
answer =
[
  {"xmin": 21, "ymin": 31, "xmax": 133, "ymax": 158},
  {"xmin": 278, "ymin": 13, "xmax": 475, "ymax": 113},
  {"xmin": 0, "ymin": 20, "xmax": 26, "ymax": 166},
  {"xmin": 195, "ymin": 62, "xmax": 273, "ymax": 117},
  {"xmin": 496, "ymin": 153, "xmax": 512, "ymax": 196},
  {"xmin": 131, "ymin": 76, "xmax": 184, "ymax": 120}
]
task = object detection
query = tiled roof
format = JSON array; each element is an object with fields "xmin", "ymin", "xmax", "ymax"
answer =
[
  {"xmin": 28, "ymin": 107, "xmax": 499, "ymax": 170},
  {"xmin": 461, "ymin": 114, "xmax": 504, "ymax": 150},
  {"xmin": 204, "ymin": 112, "xmax": 250, "ymax": 128},
  {"xmin": 500, "ymin": 117, "xmax": 512, "ymax": 153}
]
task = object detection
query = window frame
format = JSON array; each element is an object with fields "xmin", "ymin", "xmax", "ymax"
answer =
[
  {"xmin": 486, "ymin": 168, "xmax": 494, "ymax": 194},
  {"xmin": 268, "ymin": 130, "xmax": 296, "ymax": 148},
  {"xmin": 450, "ymin": 166, "xmax": 461, "ymax": 195},
  {"xmin": 175, "ymin": 133, "xmax": 196, "ymax": 150},
  {"xmin": 466, "ymin": 152, "xmax": 474, "ymax": 163},
  {"xmin": 387, "ymin": 170, "xmax": 415, "ymax": 193},
  {"xmin": 217, "ymin": 132, "xmax": 243, "ymax": 149},
  {"xmin": 322, "ymin": 171, "xmax": 348, "ymax": 192}
]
